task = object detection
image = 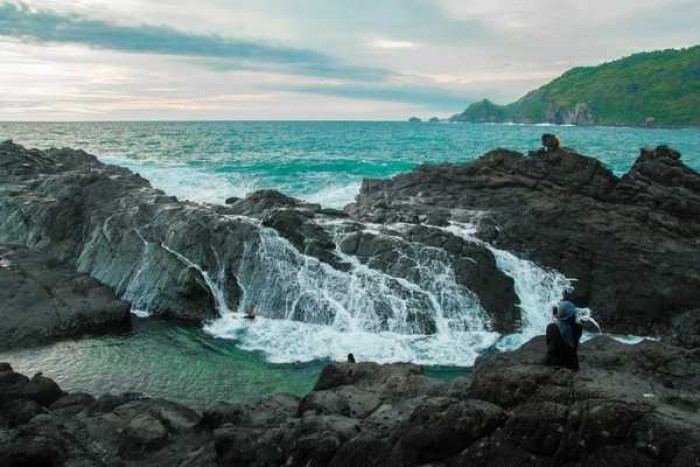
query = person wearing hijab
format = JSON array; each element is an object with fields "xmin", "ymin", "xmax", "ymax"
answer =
[{"xmin": 544, "ymin": 300, "xmax": 583, "ymax": 371}]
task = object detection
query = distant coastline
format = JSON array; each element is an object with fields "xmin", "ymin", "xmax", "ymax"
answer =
[{"xmin": 447, "ymin": 45, "xmax": 700, "ymax": 129}]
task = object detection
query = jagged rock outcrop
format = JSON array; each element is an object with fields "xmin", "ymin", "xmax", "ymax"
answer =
[
  {"xmin": 0, "ymin": 141, "xmax": 520, "ymax": 336},
  {"xmin": 0, "ymin": 140, "xmax": 264, "ymax": 322},
  {"xmin": 2, "ymin": 335, "xmax": 698, "ymax": 466},
  {"xmin": 338, "ymin": 224, "xmax": 519, "ymax": 332},
  {"xmin": 0, "ymin": 244, "xmax": 130, "ymax": 349},
  {"xmin": 348, "ymin": 145, "xmax": 700, "ymax": 334}
]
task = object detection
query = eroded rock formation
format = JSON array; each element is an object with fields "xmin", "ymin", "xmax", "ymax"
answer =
[
  {"xmin": 0, "ymin": 244, "xmax": 130, "ymax": 349},
  {"xmin": 349, "ymin": 145, "xmax": 700, "ymax": 334}
]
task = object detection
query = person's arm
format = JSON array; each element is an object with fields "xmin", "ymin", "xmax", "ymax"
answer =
[{"xmin": 573, "ymin": 323, "xmax": 583, "ymax": 347}]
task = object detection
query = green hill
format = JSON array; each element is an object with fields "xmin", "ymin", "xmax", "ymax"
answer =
[{"xmin": 450, "ymin": 46, "xmax": 700, "ymax": 127}]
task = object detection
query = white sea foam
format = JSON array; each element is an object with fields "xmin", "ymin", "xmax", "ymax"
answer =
[
  {"xmin": 204, "ymin": 314, "xmax": 499, "ymax": 365},
  {"xmin": 302, "ymin": 181, "xmax": 361, "ymax": 209},
  {"xmin": 198, "ymin": 223, "xmax": 502, "ymax": 365},
  {"xmin": 100, "ymin": 156, "xmax": 257, "ymax": 205},
  {"xmin": 195, "ymin": 218, "xmax": 582, "ymax": 365},
  {"xmin": 130, "ymin": 309, "xmax": 151, "ymax": 318},
  {"xmin": 101, "ymin": 155, "xmax": 360, "ymax": 209},
  {"xmin": 441, "ymin": 222, "xmax": 574, "ymax": 349}
]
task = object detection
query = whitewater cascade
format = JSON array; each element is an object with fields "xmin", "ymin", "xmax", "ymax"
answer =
[
  {"xmin": 200, "ymin": 219, "xmax": 574, "ymax": 365},
  {"xmin": 81, "ymin": 208, "xmax": 575, "ymax": 365},
  {"xmin": 441, "ymin": 222, "xmax": 574, "ymax": 350}
]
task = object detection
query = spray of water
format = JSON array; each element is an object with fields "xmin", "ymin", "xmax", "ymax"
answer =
[
  {"xmin": 159, "ymin": 242, "xmax": 231, "ymax": 314},
  {"xmin": 440, "ymin": 221, "xmax": 578, "ymax": 349},
  {"xmin": 202, "ymin": 224, "xmax": 505, "ymax": 365},
  {"xmin": 94, "ymin": 211, "xmax": 591, "ymax": 365}
]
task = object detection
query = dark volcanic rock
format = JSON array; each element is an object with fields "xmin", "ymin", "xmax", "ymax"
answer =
[
  {"xmin": 340, "ymin": 224, "xmax": 519, "ymax": 332},
  {"xmin": 390, "ymin": 397, "xmax": 506, "ymax": 464},
  {"xmin": 348, "ymin": 145, "xmax": 700, "ymax": 334},
  {"xmin": 0, "ymin": 244, "xmax": 130, "ymax": 349},
  {"xmin": 0, "ymin": 141, "xmax": 270, "ymax": 322},
  {"xmin": 672, "ymin": 309, "xmax": 700, "ymax": 348},
  {"xmin": 3, "ymin": 335, "xmax": 699, "ymax": 466},
  {"xmin": 0, "ymin": 142, "xmax": 520, "ymax": 334},
  {"xmin": 0, "ymin": 141, "xmax": 526, "ymax": 336},
  {"xmin": 225, "ymin": 189, "xmax": 320, "ymax": 216},
  {"xmin": 262, "ymin": 208, "xmax": 351, "ymax": 271}
]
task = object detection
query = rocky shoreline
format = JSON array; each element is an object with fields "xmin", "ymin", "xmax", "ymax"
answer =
[
  {"xmin": 1, "ymin": 140, "xmax": 699, "ymax": 464},
  {"xmin": 2, "ymin": 140, "xmax": 699, "ymax": 345},
  {"xmin": 349, "ymin": 145, "xmax": 700, "ymax": 334},
  {"xmin": 1, "ymin": 334, "xmax": 698, "ymax": 466}
]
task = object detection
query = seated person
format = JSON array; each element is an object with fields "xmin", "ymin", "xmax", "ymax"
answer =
[
  {"xmin": 542, "ymin": 133, "xmax": 561, "ymax": 151},
  {"xmin": 544, "ymin": 300, "xmax": 583, "ymax": 371}
]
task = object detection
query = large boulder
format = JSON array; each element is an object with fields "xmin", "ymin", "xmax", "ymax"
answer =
[{"xmin": 0, "ymin": 244, "xmax": 130, "ymax": 349}]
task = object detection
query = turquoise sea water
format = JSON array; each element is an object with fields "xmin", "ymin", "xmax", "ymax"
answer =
[
  {"xmin": 0, "ymin": 121, "xmax": 697, "ymax": 404},
  {"xmin": 1, "ymin": 121, "xmax": 698, "ymax": 208}
]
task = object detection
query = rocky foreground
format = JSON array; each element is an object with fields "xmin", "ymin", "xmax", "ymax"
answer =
[{"xmin": 1, "ymin": 334, "xmax": 699, "ymax": 466}]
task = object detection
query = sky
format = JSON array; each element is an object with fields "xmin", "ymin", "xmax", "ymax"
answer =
[{"xmin": 0, "ymin": 0, "xmax": 698, "ymax": 120}]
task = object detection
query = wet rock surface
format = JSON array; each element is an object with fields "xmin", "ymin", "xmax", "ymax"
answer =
[
  {"xmin": 0, "ymin": 244, "xmax": 130, "ymax": 349},
  {"xmin": 1, "ymin": 336, "xmax": 698, "ymax": 466},
  {"xmin": 0, "ymin": 141, "xmax": 522, "ymax": 338},
  {"xmin": 349, "ymin": 145, "xmax": 700, "ymax": 334},
  {"xmin": 0, "ymin": 141, "xmax": 265, "ymax": 323}
]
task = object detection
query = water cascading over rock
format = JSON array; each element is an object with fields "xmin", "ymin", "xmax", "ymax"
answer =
[{"xmin": 1, "ymin": 141, "xmax": 553, "ymax": 364}]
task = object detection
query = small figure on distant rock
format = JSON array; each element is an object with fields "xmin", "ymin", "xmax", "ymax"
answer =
[
  {"xmin": 544, "ymin": 301, "xmax": 583, "ymax": 371},
  {"xmin": 245, "ymin": 307, "xmax": 256, "ymax": 320},
  {"xmin": 541, "ymin": 133, "xmax": 560, "ymax": 151},
  {"xmin": 347, "ymin": 353, "xmax": 356, "ymax": 363}
]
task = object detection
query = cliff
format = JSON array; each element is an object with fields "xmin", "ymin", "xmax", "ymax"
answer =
[{"xmin": 450, "ymin": 46, "xmax": 700, "ymax": 127}]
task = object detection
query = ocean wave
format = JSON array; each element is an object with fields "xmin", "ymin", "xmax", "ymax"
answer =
[
  {"xmin": 302, "ymin": 181, "xmax": 360, "ymax": 208},
  {"xmin": 100, "ymin": 156, "xmax": 360, "ymax": 209}
]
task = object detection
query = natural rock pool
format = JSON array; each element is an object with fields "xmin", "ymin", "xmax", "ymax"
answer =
[{"xmin": 0, "ymin": 316, "xmax": 467, "ymax": 408}]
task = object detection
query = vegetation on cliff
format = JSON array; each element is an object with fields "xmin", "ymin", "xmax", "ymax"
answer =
[{"xmin": 451, "ymin": 45, "xmax": 700, "ymax": 127}]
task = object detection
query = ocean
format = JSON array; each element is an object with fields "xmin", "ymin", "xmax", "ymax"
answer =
[
  {"xmin": 2, "ymin": 121, "xmax": 699, "ymax": 208},
  {"xmin": 0, "ymin": 121, "xmax": 697, "ymax": 405}
]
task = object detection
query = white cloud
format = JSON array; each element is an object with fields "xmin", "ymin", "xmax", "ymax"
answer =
[{"xmin": 370, "ymin": 39, "xmax": 420, "ymax": 49}]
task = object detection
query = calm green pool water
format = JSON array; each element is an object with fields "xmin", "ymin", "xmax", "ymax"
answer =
[{"xmin": 0, "ymin": 317, "xmax": 467, "ymax": 407}]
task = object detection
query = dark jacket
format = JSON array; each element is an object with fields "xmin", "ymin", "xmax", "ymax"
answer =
[{"xmin": 544, "ymin": 321, "xmax": 583, "ymax": 371}]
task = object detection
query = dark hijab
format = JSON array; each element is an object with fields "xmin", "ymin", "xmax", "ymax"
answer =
[{"xmin": 555, "ymin": 301, "xmax": 578, "ymax": 348}]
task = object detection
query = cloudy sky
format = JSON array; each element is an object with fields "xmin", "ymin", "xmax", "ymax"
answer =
[{"xmin": 0, "ymin": 0, "xmax": 698, "ymax": 120}]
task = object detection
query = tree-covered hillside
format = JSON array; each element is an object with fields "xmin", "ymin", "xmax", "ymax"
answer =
[{"xmin": 451, "ymin": 46, "xmax": 700, "ymax": 127}]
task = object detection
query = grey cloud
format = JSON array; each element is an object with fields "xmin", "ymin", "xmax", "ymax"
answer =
[
  {"xmin": 271, "ymin": 82, "xmax": 471, "ymax": 109},
  {"xmin": 0, "ymin": 1, "xmax": 389, "ymax": 81}
]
